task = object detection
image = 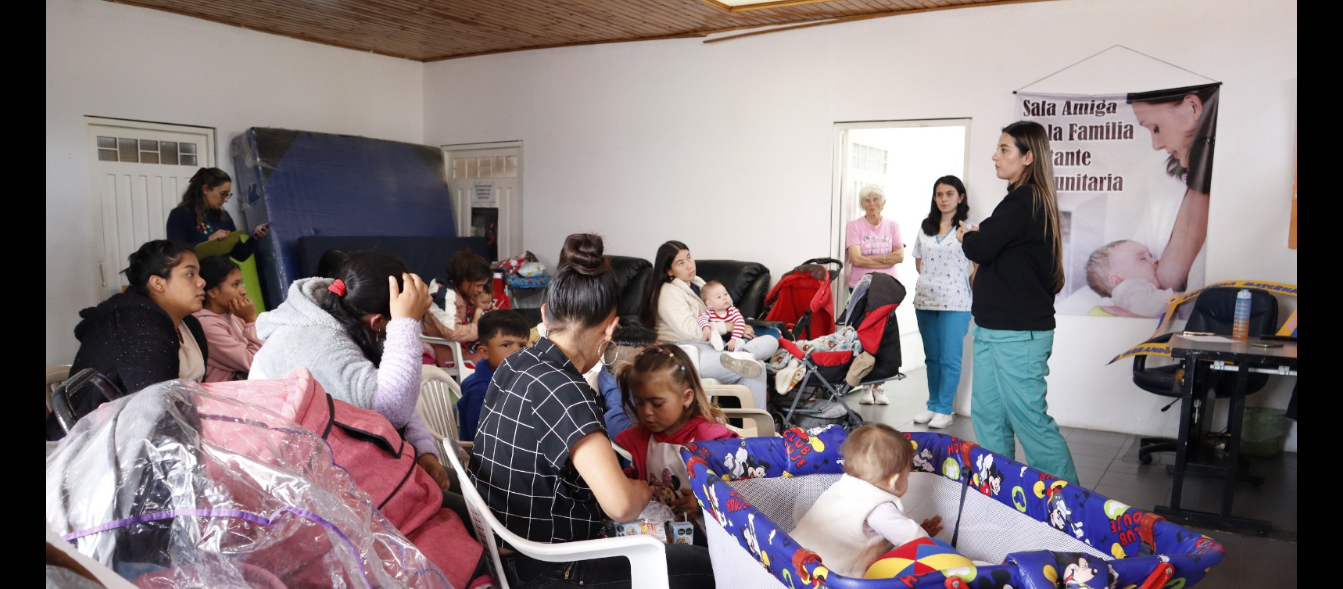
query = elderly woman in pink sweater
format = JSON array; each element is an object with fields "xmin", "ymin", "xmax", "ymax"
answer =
[{"xmin": 193, "ymin": 255, "xmax": 265, "ymax": 382}]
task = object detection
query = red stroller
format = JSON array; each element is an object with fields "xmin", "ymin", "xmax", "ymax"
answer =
[
  {"xmin": 761, "ymin": 257, "xmax": 842, "ymax": 341},
  {"xmin": 768, "ymin": 272, "xmax": 906, "ymax": 432}
]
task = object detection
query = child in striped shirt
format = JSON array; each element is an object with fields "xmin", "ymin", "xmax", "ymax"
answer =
[{"xmin": 698, "ymin": 281, "xmax": 746, "ymax": 352}]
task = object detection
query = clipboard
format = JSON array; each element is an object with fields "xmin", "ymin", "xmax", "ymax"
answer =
[{"xmin": 195, "ymin": 230, "xmax": 245, "ymax": 259}]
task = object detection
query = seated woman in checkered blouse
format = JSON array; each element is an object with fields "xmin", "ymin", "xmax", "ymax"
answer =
[{"xmin": 469, "ymin": 233, "xmax": 716, "ymax": 589}]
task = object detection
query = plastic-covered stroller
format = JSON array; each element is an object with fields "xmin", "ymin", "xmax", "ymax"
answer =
[
  {"xmin": 46, "ymin": 373, "xmax": 471, "ymax": 589},
  {"xmin": 762, "ymin": 258, "xmax": 842, "ymax": 341},
  {"xmin": 769, "ymin": 273, "xmax": 905, "ymax": 431},
  {"xmin": 682, "ymin": 426, "xmax": 1224, "ymax": 589}
]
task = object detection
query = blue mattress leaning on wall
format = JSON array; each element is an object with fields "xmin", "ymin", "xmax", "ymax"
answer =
[
  {"xmin": 682, "ymin": 426, "xmax": 1224, "ymax": 589},
  {"xmin": 231, "ymin": 128, "xmax": 467, "ymax": 308}
]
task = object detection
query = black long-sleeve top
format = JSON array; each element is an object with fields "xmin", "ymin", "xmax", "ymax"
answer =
[
  {"xmin": 961, "ymin": 184, "xmax": 1059, "ymax": 331},
  {"xmin": 61, "ymin": 293, "xmax": 209, "ymax": 422},
  {"xmin": 166, "ymin": 206, "xmax": 257, "ymax": 261}
]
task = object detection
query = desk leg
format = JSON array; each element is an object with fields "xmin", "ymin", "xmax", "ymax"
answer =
[
  {"xmin": 1168, "ymin": 359, "xmax": 1197, "ymax": 513},
  {"xmin": 1223, "ymin": 363, "xmax": 1250, "ymax": 517}
]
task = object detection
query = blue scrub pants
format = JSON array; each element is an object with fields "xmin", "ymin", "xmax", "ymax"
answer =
[
  {"xmin": 915, "ymin": 309, "xmax": 972, "ymax": 415},
  {"xmin": 971, "ymin": 325, "xmax": 1078, "ymax": 485}
]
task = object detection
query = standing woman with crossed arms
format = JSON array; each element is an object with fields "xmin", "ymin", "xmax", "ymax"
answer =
[{"xmin": 956, "ymin": 121, "xmax": 1077, "ymax": 485}]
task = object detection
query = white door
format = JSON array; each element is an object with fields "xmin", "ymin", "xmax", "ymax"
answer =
[
  {"xmin": 443, "ymin": 142, "xmax": 523, "ymax": 262},
  {"xmin": 86, "ymin": 117, "xmax": 216, "ymax": 299}
]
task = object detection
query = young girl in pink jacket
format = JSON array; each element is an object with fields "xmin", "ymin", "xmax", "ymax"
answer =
[{"xmin": 192, "ymin": 255, "xmax": 264, "ymax": 382}]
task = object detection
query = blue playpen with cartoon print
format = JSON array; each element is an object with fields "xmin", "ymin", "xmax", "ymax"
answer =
[{"xmin": 682, "ymin": 426, "xmax": 1223, "ymax": 589}]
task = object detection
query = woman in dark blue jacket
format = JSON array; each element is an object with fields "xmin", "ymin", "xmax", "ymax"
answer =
[{"xmin": 165, "ymin": 167, "xmax": 269, "ymax": 260}]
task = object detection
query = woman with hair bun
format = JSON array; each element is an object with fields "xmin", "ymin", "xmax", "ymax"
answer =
[
  {"xmin": 50, "ymin": 240, "xmax": 209, "ymax": 439},
  {"xmin": 472, "ymin": 233, "xmax": 715, "ymax": 589},
  {"xmin": 165, "ymin": 167, "xmax": 270, "ymax": 261}
]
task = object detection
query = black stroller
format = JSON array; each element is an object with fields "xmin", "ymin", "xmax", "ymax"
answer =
[{"xmin": 768, "ymin": 273, "xmax": 906, "ymax": 431}]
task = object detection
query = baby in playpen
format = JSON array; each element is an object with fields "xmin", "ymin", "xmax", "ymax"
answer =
[{"xmin": 790, "ymin": 423, "xmax": 945, "ymax": 578}]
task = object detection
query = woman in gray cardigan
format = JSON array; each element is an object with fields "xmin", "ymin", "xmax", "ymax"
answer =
[{"xmin": 251, "ymin": 251, "xmax": 451, "ymax": 485}]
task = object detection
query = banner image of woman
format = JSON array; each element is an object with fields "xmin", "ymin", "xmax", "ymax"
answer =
[{"xmin": 1020, "ymin": 83, "xmax": 1219, "ymax": 317}]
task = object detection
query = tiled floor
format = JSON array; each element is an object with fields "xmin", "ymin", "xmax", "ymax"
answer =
[{"xmin": 848, "ymin": 368, "xmax": 1297, "ymax": 589}]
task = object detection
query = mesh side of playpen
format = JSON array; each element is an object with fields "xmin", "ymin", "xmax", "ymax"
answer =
[
  {"xmin": 708, "ymin": 472, "xmax": 1106, "ymax": 589},
  {"xmin": 689, "ymin": 428, "xmax": 1222, "ymax": 589}
]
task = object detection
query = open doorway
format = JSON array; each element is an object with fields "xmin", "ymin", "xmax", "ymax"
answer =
[{"xmin": 831, "ymin": 119, "xmax": 971, "ymax": 370}]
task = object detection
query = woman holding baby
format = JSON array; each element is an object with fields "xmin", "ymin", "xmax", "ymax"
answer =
[{"xmin": 639, "ymin": 240, "xmax": 778, "ymax": 409}]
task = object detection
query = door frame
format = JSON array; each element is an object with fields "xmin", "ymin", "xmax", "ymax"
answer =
[
  {"xmin": 829, "ymin": 118, "xmax": 972, "ymax": 310},
  {"xmin": 84, "ymin": 116, "xmax": 217, "ymax": 300},
  {"xmin": 441, "ymin": 140, "xmax": 523, "ymax": 260}
]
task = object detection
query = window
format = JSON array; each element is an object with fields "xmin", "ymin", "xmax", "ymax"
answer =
[
  {"xmin": 96, "ymin": 135, "xmax": 198, "ymax": 166},
  {"xmin": 850, "ymin": 143, "xmax": 888, "ymax": 174}
]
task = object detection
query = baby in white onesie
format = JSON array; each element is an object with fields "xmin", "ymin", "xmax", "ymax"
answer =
[
  {"xmin": 790, "ymin": 424, "xmax": 944, "ymax": 578},
  {"xmin": 1085, "ymin": 239, "xmax": 1181, "ymax": 318}
]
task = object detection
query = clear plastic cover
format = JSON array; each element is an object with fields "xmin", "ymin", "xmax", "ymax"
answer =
[{"xmin": 46, "ymin": 379, "xmax": 453, "ymax": 589}]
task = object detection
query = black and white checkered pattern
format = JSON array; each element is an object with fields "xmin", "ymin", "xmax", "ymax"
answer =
[{"xmin": 469, "ymin": 337, "xmax": 608, "ymax": 543}]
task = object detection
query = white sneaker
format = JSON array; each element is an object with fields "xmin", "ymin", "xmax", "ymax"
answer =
[
  {"xmin": 720, "ymin": 353, "xmax": 763, "ymax": 379},
  {"xmin": 859, "ymin": 387, "xmax": 875, "ymax": 404},
  {"xmin": 928, "ymin": 413, "xmax": 954, "ymax": 429},
  {"xmin": 872, "ymin": 390, "xmax": 889, "ymax": 405},
  {"xmin": 913, "ymin": 410, "xmax": 936, "ymax": 424}
]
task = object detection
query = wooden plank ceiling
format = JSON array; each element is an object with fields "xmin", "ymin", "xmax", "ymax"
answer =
[{"xmin": 111, "ymin": 0, "xmax": 1057, "ymax": 61}]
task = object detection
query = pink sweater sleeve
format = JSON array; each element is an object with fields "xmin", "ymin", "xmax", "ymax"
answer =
[
  {"xmin": 370, "ymin": 317, "xmax": 424, "ymax": 428},
  {"xmin": 200, "ymin": 314, "xmax": 263, "ymax": 375}
]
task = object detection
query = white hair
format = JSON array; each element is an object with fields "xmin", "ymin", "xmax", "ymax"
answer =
[{"xmin": 859, "ymin": 184, "xmax": 886, "ymax": 203}]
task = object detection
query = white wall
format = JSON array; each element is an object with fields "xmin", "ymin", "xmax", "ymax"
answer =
[
  {"xmin": 423, "ymin": 0, "xmax": 1297, "ymax": 447},
  {"xmin": 46, "ymin": 0, "xmax": 424, "ymax": 365}
]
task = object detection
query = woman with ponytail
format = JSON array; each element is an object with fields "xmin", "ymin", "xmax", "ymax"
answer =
[
  {"xmin": 165, "ymin": 167, "xmax": 270, "ymax": 261},
  {"xmin": 250, "ymin": 251, "xmax": 445, "ymax": 468},
  {"xmin": 472, "ymin": 233, "xmax": 715, "ymax": 589},
  {"xmin": 250, "ymin": 251, "xmax": 496, "ymax": 588},
  {"xmin": 955, "ymin": 121, "xmax": 1077, "ymax": 485}
]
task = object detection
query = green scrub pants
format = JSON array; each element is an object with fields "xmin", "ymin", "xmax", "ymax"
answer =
[{"xmin": 971, "ymin": 325, "xmax": 1078, "ymax": 485}]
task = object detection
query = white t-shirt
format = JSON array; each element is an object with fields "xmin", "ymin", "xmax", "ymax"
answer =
[{"xmin": 911, "ymin": 228, "xmax": 974, "ymax": 312}]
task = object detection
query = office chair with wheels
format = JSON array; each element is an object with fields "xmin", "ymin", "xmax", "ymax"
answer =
[{"xmin": 1132, "ymin": 287, "xmax": 1279, "ymax": 465}]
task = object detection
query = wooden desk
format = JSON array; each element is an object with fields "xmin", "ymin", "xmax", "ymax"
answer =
[{"xmin": 1159, "ymin": 335, "xmax": 1297, "ymax": 534}]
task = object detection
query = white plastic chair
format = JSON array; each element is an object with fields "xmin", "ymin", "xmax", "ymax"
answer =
[
  {"xmin": 441, "ymin": 448, "xmax": 669, "ymax": 589},
  {"xmin": 423, "ymin": 335, "xmax": 475, "ymax": 382},
  {"xmin": 720, "ymin": 407, "xmax": 778, "ymax": 438},
  {"xmin": 46, "ymin": 365, "xmax": 71, "ymax": 412},
  {"xmin": 418, "ymin": 364, "xmax": 472, "ymax": 455}
]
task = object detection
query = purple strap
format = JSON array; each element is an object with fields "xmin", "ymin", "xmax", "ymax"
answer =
[{"xmin": 62, "ymin": 506, "xmax": 372, "ymax": 588}]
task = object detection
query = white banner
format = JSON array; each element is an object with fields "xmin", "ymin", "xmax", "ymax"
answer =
[{"xmin": 1019, "ymin": 84, "xmax": 1219, "ymax": 317}]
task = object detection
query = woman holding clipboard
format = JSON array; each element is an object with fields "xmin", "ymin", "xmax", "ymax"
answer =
[{"xmin": 166, "ymin": 167, "xmax": 270, "ymax": 260}]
